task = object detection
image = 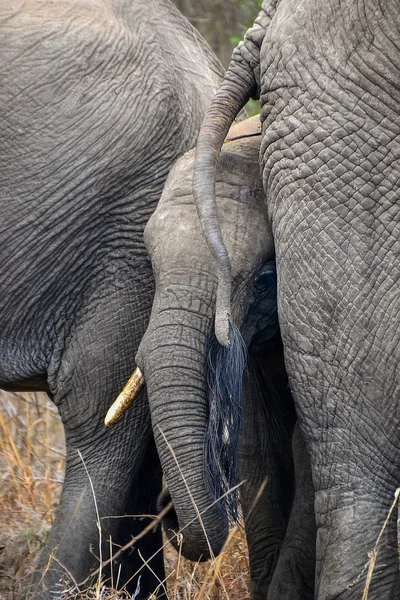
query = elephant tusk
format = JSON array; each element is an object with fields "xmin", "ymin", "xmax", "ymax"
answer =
[{"xmin": 104, "ymin": 367, "xmax": 145, "ymax": 426}]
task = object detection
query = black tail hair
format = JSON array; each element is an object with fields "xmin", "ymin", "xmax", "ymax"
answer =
[{"xmin": 205, "ymin": 320, "xmax": 247, "ymax": 521}]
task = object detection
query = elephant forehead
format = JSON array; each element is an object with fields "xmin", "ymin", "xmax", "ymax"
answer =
[
  {"xmin": 144, "ymin": 200, "xmax": 206, "ymax": 269},
  {"xmin": 154, "ymin": 136, "xmax": 265, "ymax": 218},
  {"xmin": 146, "ymin": 185, "xmax": 269, "ymax": 259},
  {"xmin": 219, "ymin": 137, "xmax": 262, "ymax": 184},
  {"xmin": 146, "ymin": 197, "xmax": 273, "ymax": 288}
]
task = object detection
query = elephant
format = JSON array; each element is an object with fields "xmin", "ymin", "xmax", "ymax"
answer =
[
  {"xmin": 190, "ymin": 1, "xmax": 400, "ymax": 599},
  {"xmin": 0, "ymin": 0, "xmax": 225, "ymax": 597},
  {"xmin": 133, "ymin": 116, "xmax": 316, "ymax": 599}
]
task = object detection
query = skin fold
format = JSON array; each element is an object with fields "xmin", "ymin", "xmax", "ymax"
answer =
[
  {"xmin": 137, "ymin": 124, "xmax": 316, "ymax": 599},
  {"xmin": 0, "ymin": 1, "xmax": 224, "ymax": 597},
  {"xmin": 193, "ymin": 1, "xmax": 400, "ymax": 599}
]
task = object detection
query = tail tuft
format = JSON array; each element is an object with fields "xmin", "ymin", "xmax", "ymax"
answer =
[{"xmin": 205, "ymin": 320, "xmax": 247, "ymax": 522}]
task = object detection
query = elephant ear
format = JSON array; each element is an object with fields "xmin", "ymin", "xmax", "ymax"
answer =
[{"xmin": 193, "ymin": 0, "xmax": 276, "ymax": 346}]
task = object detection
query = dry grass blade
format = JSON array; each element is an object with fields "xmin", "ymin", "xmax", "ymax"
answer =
[
  {"xmin": 361, "ymin": 487, "xmax": 400, "ymax": 600},
  {"xmin": 77, "ymin": 450, "xmax": 103, "ymax": 597},
  {"xmin": 79, "ymin": 499, "xmax": 174, "ymax": 587},
  {"xmin": 158, "ymin": 427, "xmax": 215, "ymax": 561},
  {"xmin": 0, "ymin": 391, "xmax": 250, "ymax": 599}
]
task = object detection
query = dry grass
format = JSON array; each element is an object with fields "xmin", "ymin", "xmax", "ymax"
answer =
[
  {"xmin": 1, "ymin": 391, "xmax": 399, "ymax": 600},
  {"xmin": 0, "ymin": 391, "xmax": 65, "ymax": 598},
  {"xmin": 0, "ymin": 392, "xmax": 250, "ymax": 600}
]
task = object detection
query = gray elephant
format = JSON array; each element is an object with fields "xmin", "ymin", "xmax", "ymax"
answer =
[
  {"xmin": 0, "ymin": 0, "xmax": 224, "ymax": 597},
  {"xmin": 191, "ymin": 1, "xmax": 400, "ymax": 599},
  {"xmin": 128, "ymin": 117, "xmax": 316, "ymax": 599}
]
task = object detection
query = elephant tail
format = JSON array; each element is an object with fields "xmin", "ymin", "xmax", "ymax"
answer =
[{"xmin": 193, "ymin": 0, "xmax": 275, "ymax": 347}]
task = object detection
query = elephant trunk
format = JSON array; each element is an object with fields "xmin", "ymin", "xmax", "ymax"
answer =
[
  {"xmin": 137, "ymin": 306, "xmax": 226, "ymax": 560},
  {"xmin": 193, "ymin": 1, "xmax": 273, "ymax": 346},
  {"xmin": 136, "ymin": 284, "xmax": 245, "ymax": 560}
]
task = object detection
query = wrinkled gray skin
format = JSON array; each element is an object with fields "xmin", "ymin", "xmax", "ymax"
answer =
[
  {"xmin": 193, "ymin": 1, "xmax": 400, "ymax": 599},
  {"xmin": 0, "ymin": 1, "xmax": 224, "ymax": 597},
  {"xmin": 137, "ymin": 132, "xmax": 316, "ymax": 598}
]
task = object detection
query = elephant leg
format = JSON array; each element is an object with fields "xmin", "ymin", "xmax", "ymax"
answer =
[
  {"xmin": 278, "ymin": 244, "xmax": 400, "ymax": 598},
  {"xmin": 274, "ymin": 161, "xmax": 400, "ymax": 598},
  {"xmin": 239, "ymin": 346, "xmax": 297, "ymax": 600},
  {"xmin": 28, "ymin": 284, "xmax": 163, "ymax": 599},
  {"xmin": 267, "ymin": 422, "xmax": 316, "ymax": 600},
  {"xmin": 299, "ymin": 423, "xmax": 400, "ymax": 600},
  {"xmin": 28, "ymin": 405, "xmax": 155, "ymax": 598},
  {"xmin": 111, "ymin": 436, "xmax": 166, "ymax": 599}
]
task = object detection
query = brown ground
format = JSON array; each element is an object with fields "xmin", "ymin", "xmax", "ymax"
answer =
[{"xmin": 0, "ymin": 392, "xmax": 250, "ymax": 600}]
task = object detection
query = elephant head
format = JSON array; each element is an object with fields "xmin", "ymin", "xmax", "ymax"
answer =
[{"xmin": 131, "ymin": 117, "xmax": 280, "ymax": 560}]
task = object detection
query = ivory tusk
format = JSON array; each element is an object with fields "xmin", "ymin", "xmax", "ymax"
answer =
[{"xmin": 104, "ymin": 367, "xmax": 145, "ymax": 426}]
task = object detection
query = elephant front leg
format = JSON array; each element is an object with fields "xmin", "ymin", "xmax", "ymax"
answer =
[
  {"xmin": 267, "ymin": 422, "xmax": 316, "ymax": 600},
  {"xmin": 239, "ymin": 347, "xmax": 315, "ymax": 600},
  {"xmin": 28, "ymin": 399, "xmax": 157, "ymax": 598},
  {"xmin": 28, "ymin": 287, "xmax": 163, "ymax": 599},
  {"xmin": 114, "ymin": 437, "xmax": 166, "ymax": 600}
]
